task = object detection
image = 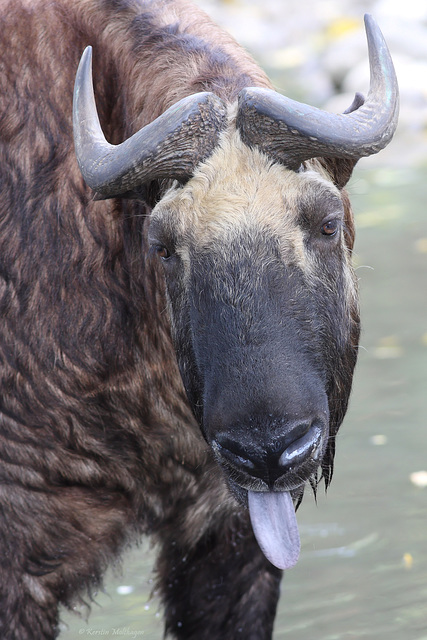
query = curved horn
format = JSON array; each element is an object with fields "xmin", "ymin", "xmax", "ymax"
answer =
[
  {"xmin": 237, "ymin": 14, "xmax": 399, "ymax": 170},
  {"xmin": 73, "ymin": 47, "xmax": 227, "ymax": 199}
]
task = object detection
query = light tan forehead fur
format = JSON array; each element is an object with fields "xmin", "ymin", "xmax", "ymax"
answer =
[{"xmin": 151, "ymin": 106, "xmax": 346, "ymax": 272}]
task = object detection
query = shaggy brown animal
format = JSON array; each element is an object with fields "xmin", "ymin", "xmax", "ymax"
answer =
[{"xmin": 0, "ymin": 1, "xmax": 398, "ymax": 638}]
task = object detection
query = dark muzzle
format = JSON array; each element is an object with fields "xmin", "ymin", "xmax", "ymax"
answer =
[{"xmin": 212, "ymin": 411, "xmax": 328, "ymax": 493}]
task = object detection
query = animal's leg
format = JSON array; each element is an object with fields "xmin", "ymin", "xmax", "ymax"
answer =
[
  {"xmin": 0, "ymin": 487, "xmax": 135, "ymax": 640},
  {"xmin": 0, "ymin": 543, "xmax": 60, "ymax": 640},
  {"xmin": 156, "ymin": 510, "xmax": 282, "ymax": 640},
  {"xmin": 0, "ymin": 572, "xmax": 59, "ymax": 640}
]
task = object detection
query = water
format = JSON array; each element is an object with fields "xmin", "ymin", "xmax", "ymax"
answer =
[
  {"xmin": 59, "ymin": 165, "xmax": 427, "ymax": 639},
  {"xmin": 275, "ymin": 165, "xmax": 427, "ymax": 639}
]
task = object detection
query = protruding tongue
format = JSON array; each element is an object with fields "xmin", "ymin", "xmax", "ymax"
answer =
[{"xmin": 248, "ymin": 490, "xmax": 300, "ymax": 570}]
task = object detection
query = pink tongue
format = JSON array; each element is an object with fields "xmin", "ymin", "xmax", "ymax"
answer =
[{"xmin": 248, "ymin": 490, "xmax": 300, "ymax": 570}]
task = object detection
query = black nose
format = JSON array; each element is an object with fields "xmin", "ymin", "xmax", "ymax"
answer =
[{"xmin": 213, "ymin": 420, "xmax": 324, "ymax": 488}]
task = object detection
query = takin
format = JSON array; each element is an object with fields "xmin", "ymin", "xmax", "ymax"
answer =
[{"xmin": 0, "ymin": 0, "xmax": 398, "ymax": 638}]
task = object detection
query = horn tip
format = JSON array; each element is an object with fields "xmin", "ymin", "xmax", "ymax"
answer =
[
  {"xmin": 82, "ymin": 45, "xmax": 93, "ymax": 58},
  {"xmin": 363, "ymin": 13, "xmax": 380, "ymax": 39},
  {"xmin": 75, "ymin": 46, "xmax": 93, "ymax": 94}
]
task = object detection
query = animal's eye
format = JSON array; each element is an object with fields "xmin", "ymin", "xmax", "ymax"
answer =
[
  {"xmin": 155, "ymin": 245, "xmax": 171, "ymax": 260},
  {"xmin": 320, "ymin": 218, "xmax": 340, "ymax": 237}
]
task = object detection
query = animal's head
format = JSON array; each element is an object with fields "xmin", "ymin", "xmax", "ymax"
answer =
[{"xmin": 73, "ymin": 15, "xmax": 398, "ymax": 570}]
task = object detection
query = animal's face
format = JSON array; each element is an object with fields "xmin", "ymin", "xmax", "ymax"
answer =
[{"xmin": 148, "ymin": 128, "xmax": 360, "ymax": 557}]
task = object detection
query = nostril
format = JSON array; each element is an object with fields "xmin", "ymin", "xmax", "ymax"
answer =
[
  {"xmin": 221, "ymin": 447, "xmax": 256, "ymax": 471},
  {"xmin": 272, "ymin": 420, "xmax": 312, "ymax": 454},
  {"xmin": 278, "ymin": 424, "xmax": 323, "ymax": 468},
  {"xmin": 212, "ymin": 437, "xmax": 261, "ymax": 472}
]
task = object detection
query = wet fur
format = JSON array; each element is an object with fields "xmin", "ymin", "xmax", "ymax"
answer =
[{"xmin": 0, "ymin": 1, "xmax": 358, "ymax": 638}]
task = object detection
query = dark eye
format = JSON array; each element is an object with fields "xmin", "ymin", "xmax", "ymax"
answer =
[
  {"xmin": 321, "ymin": 218, "xmax": 339, "ymax": 237},
  {"xmin": 155, "ymin": 245, "xmax": 171, "ymax": 260}
]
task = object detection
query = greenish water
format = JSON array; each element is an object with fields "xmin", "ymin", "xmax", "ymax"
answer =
[{"xmin": 60, "ymin": 165, "xmax": 427, "ymax": 639}]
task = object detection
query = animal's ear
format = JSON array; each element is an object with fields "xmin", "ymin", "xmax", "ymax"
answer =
[
  {"xmin": 316, "ymin": 157, "xmax": 358, "ymax": 190},
  {"xmin": 316, "ymin": 92, "xmax": 364, "ymax": 189}
]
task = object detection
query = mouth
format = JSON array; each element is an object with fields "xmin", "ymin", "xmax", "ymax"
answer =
[
  {"xmin": 224, "ymin": 476, "xmax": 305, "ymax": 571},
  {"xmin": 211, "ymin": 426, "xmax": 326, "ymax": 571},
  {"xmin": 248, "ymin": 489, "xmax": 301, "ymax": 570}
]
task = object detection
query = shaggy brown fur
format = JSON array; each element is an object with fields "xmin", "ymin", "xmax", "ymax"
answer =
[{"xmin": 0, "ymin": 1, "xmax": 359, "ymax": 638}]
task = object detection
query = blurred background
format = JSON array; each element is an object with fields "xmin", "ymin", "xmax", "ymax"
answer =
[{"xmin": 61, "ymin": 0, "xmax": 427, "ymax": 638}]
